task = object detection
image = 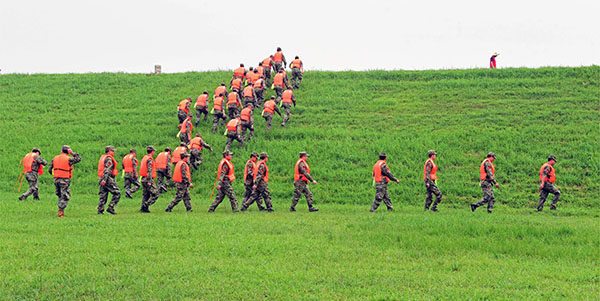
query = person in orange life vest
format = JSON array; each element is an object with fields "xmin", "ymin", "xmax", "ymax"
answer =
[
  {"xmin": 241, "ymin": 152, "xmax": 274, "ymax": 212},
  {"xmin": 122, "ymin": 148, "xmax": 141, "ymax": 199},
  {"xmin": 225, "ymin": 116, "xmax": 243, "ymax": 151},
  {"xmin": 242, "ymin": 83, "xmax": 256, "ymax": 108},
  {"xmin": 471, "ymin": 152, "xmax": 500, "ymax": 213},
  {"xmin": 215, "ymin": 82, "xmax": 228, "ymax": 99},
  {"xmin": 263, "ymin": 96, "xmax": 282, "ymax": 131},
  {"xmin": 253, "ymin": 75, "xmax": 267, "ymax": 106},
  {"xmin": 139, "ymin": 146, "xmax": 159, "ymax": 213},
  {"xmin": 490, "ymin": 52, "xmax": 499, "ymax": 69},
  {"xmin": 155, "ymin": 147, "xmax": 172, "ymax": 193},
  {"xmin": 261, "ymin": 55, "xmax": 274, "ymax": 84},
  {"xmin": 230, "ymin": 77, "xmax": 243, "ymax": 96},
  {"xmin": 178, "ymin": 115, "xmax": 193, "ymax": 145},
  {"xmin": 370, "ymin": 152, "xmax": 400, "ymax": 212},
  {"xmin": 97, "ymin": 145, "xmax": 121, "ymax": 215},
  {"xmin": 240, "ymin": 104, "xmax": 255, "ymax": 142},
  {"xmin": 280, "ymin": 88, "xmax": 296, "ymax": 127},
  {"xmin": 538, "ymin": 155, "xmax": 560, "ymax": 211},
  {"xmin": 273, "ymin": 47, "xmax": 287, "ymax": 72},
  {"xmin": 195, "ymin": 91, "xmax": 210, "ymax": 126},
  {"xmin": 226, "ymin": 90, "xmax": 242, "ymax": 119},
  {"xmin": 233, "ymin": 63, "xmax": 246, "ymax": 81},
  {"xmin": 289, "ymin": 56, "xmax": 303, "ymax": 88},
  {"xmin": 241, "ymin": 152, "xmax": 265, "ymax": 210},
  {"xmin": 165, "ymin": 152, "xmax": 194, "ymax": 212},
  {"xmin": 256, "ymin": 63, "xmax": 265, "ymax": 79},
  {"xmin": 423, "ymin": 150, "xmax": 442, "ymax": 212},
  {"xmin": 212, "ymin": 94, "xmax": 228, "ymax": 133},
  {"xmin": 177, "ymin": 97, "xmax": 192, "ymax": 124},
  {"xmin": 189, "ymin": 134, "xmax": 213, "ymax": 170},
  {"xmin": 171, "ymin": 142, "xmax": 188, "ymax": 166},
  {"xmin": 245, "ymin": 67, "xmax": 257, "ymax": 85},
  {"xmin": 291, "ymin": 152, "xmax": 319, "ymax": 212},
  {"xmin": 273, "ymin": 70, "xmax": 290, "ymax": 103},
  {"xmin": 49, "ymin": 145, "xmax": 81, "ymax": 217},
  {"xmin": 249, "ymin": 68, "xmax": 260, "ymax": 86},
  {"xmin": 18, "ymin": 147, "xmax": 47, "ymax": 201},
  {"xmin": 209, "ymin": 150, "xmax": 239, "ymax": 213}
]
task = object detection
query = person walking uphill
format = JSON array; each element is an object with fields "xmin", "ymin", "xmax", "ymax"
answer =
[
  {"xmin": 212, "ymin": 95, "xmax": 228, "ymax": 133},
  {"xmin": 263, "ymin": 96, "xmax": 281, "ymax": 131},
  {"xmin": 225, "ymin": 117, "xmax": 243, "ymax": 151},
  {"xmin": 538, "ymin": 155, "xmax": 561, "ymax": 211},
  {"xmin": 242, "ymin": 83, "xmax": 256, "ymax": 108},
  {"xmin": 226, "ymin": 90, "xmax": 242, "ymax": 119},
  {"xmin": 253, "ymin": 76, "xmax": 266, "ymax": 106},
  {"xmin": 241, "ymin": 152, "xmax": 274, "ymax": 212},
  {"xmin": 179, "ymin": 115, "xmax": 193, "ymax": 145},
  {"xmin": 155, "ymin": 147, "xmax": 172, "ymax": 193},
  {"xmin": 18, "ymin": 147, "xmax": 47, "ymax": 201},
  {"xmin": 289, "ymin": 56, "xmax": 303, "ymax": 88},
  {"xmin": 49, "ymin": 145, "xmax": 81, "ymax": 217},
  {"xmin": 195, "ymin": 91, "xmax": 210, "ymax": 126},
  {"xmin": 165, "ymin": 152, "xmax": 194, "ymax": 212},
  {"xmin": 273, "ymin": 47, "xmax": 287, "ymax": 72},
  {"xmin": 122, "ymin": 148, "xmax": 141, "ymax": 199},
  {"xmin": 189, "ymin": 134, "xmax": 213, "ymax": 170},
  {"xmin": 209, "ymin": 150, "xmax": 239, "ymax": 213},
  {"xmin": 240, "ymin": 104, "xmax": 255, "ymax": 142},
  {"xmin": 97, "ymin": 146, "xmax": 121, "ymax": 215},
  {"xmin": 291, "ymin": 152, "xmax": 319, "ymax": 212},
  {"xmin": 241, "ymin": 152, "xmax": 264, "ymax": 210},
  {"xmin": 280, "ymin": 88, "xmax": 296, "ymax": 127},
  {"xmin": 177, "ymin": 97, "xmax": 192, "ymax": 124},
  {"xmin": 423, "ymin": 150, "xmax": 442, "ymax": 212},
  {"xmin": 139, "ymin": 146, "xmax": 159, "ymax": 213},
  {"xmin": 370, "ymin": 152, "xmax": 400, "ymax": 212},
  {"xmin": 273, "ymin": 70, "xmax": 290, "ymax": 102},
  {"xmin": 471, "ymin": 152, "xmax": 499, "ymax": 213}
]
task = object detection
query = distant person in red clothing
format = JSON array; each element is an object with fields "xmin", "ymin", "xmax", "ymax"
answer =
[{"xmin": 490, "ymin": 52, "xmax": 499, "ymax": 68}]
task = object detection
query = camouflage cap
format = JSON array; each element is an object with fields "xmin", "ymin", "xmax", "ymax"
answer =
[
  {"xmin": 130, "ymin": 148, "xmax": 136, "ymax": 153},
  {"xmin": 32, "ymin": 147, "xmax": 41, "ymax": 154},
  {"xmin": 379, "ymin": 152, "xmax": 387, "ymax": 158},
  {"xmin": 165, "ymin": 147, "xmax": 172, "ymax": 152},
  {"xmin": 223, "ymin": 150, "xmax": 233, "ymax": 157},
  {"xmin": 487, "ymin": 152, "xmax": 496, "ymax": 158},
  {"xmin": 270, "ymin": 96, "xmax": 275, "ymax": 99},
  {"xmin": 250, "ymin": 152, "xmax": 259, "ymax": 158},
  {"xmin": 259, "ymin": 152, "xmax": 268, "ymax": 159},
  {"xmin": 427, "ymin": 150, "xmax": 437, "ymax": 157},
  {"xmin": 105, "ymin": 145, "xmax": 115, "ymax": 153},
  {"xmin": 548, "ymin": 155, "xmax": 557, "ymax": 162},
  {"xmin": 180, "ymin": 152, "xmax": 190, "ymax": 159},
  {"xmin": 146, "ymin": 145, "xmax": 156, "ymax": 153},
  {"xmin": 299, "ymin": 151, "xmax": 309, "ymax": 157},
  {"xmin": 62, "ymin": 145, "xmax": 71, "ymax": 153}
]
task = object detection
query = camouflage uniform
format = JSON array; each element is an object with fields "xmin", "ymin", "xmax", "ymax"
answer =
[
  {"xmin": 281, "ymin": 96, "xmax": 295, "ymax": 126},
  {"xmin": 273, "ymin": 53, "xmax": 286, "ymax": 73},
  {"xmin": 472, "ymin": 161, "xmax": 496, "ymax": 213},
  {"xmin": 212, "ymin": 109, "xmax": 227, "ymax": 133},
  {"xmin": 424, "ymin": 160, "xmax": 442, "ymax": 211},
  {"xmin": 180, "ymin": 118, "xmax": 192, "ymax": 145},
  {"xmin": 243, "ymin": 161, "xmax": 273, "ymax": 211},
  {"xmin": 538, "ymin": 165, "xmax": 560, "ymax": 211},
  {"xmin": 253, "ymin": 82, "xmax": 266, "ymax": 107},
  {"xmin": 124, "ymin": 157, "xmax": 140, "ymax": 198},
  {"xmin": 156, "ymin": 155, "xmax": 171, "ymax": 193},
  {"xmin": 291, "ymin": 161, "xmax": 316, "ymax": 210},
  {"xmin": 225, "ymin": 124, "xmax": 243, "ymax": 151},
  {"xmin": 178, "ymin": 101, "xmax": 190, "ymax": 124},
  {"xmin": 195, "ymin": 105, "xmax": 209, "ymax": 126},
  {"xmin": 209, "ymin": 162, "xmax": 239, "ymax": 212},
  {"xmin": 49, "ymin": 153, "xmax": 82, "ymax": 210},
  {"xmin": 241, "ymin": 117, "xmax": 254, "ymax": 143},
  {"xmin": 141, "ymin": 157, "xmax": 159, "ymax": 211},
  {"xmin": 291, "ymin": 68, "xmax": 302, "ymax": 88},
  {"xmin": 98, "ymin": 156, "xmax": 121, "ymax": 213},
  {"xmin": 19, "ymin": 155, "xmax": 48, "ymax": 200},
  {"xmin": 241, "ymin": 160, "xmax": 264, "ymax": 210},
  {"xmin": 190, "ymin": 141, "xmax": 212, "ymax": 170},
  {"xmin": 370, "ymin": 162, "xmax": 398, "ymax": 212},
  {"xmin": 166, "ymin": 162, "xmax": 192, "ymax": 211},
  {"xmin": 227, "ymin": 103, "xmax": 240, "ymax": 120},
  {"xmin": 263, "ymin": 105, "xmax": 281, "ymax": 131}
]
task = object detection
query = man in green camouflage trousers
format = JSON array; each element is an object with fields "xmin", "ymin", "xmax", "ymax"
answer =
[
  {"xmin": 165, "ymin": 152, "xmax": 193, "ymax": 212},
  {"xmin": 423, "ymin": 150, "xmax": 442, "ymax": 212},
  {"xmin": 291, "ymin": 152, "xmax": 319, "ymax": 212},
  {"xmin": 123, "ymin": 148, "xmax": 141, "ymax": 199},
  {"xmin": 49, "ymin": 145, "xmax": 82, "ymax": 217},
  {"xmin": 471, "ymin": 152, "xmax": 499, "ymax": 213},
  {"xmin": 241, "ymin": 152, "xmax": 274, "ymax": 212},
  {"xmin": 370, "ymin": 152, "xmax": 400, "ymax": 212},
  {"xmin": 140, "ymin": 146, "xmax": 160, "ymax": 213},
  {"xmin": 18, "ymin": 147, "xmax": 47, "ymax": 201},
  {"xmin": 98, "ymin": 145, "xmax": 121, "ymax": 215},
  {"xmin": 209, "ymin": 150, "xmax": 239, "ymax": 212},
  {"xmin": 538, "ymin": 155, "xmax": 561, "ymax": 211}
]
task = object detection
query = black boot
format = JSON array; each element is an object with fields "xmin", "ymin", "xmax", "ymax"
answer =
[
  {"xmin": 106, "ymin": 207, "xmax": 116, "ymax": 215},
  {"xmin": 470, "ymin": 204, "xmax": 477, "ymax": 212},
  {"xmin": 309, "ymin": 207, "xmax": 319, "ymax": 212}
]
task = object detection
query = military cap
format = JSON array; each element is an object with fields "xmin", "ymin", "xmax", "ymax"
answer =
[
  {"xmin": 203, "ymin": 90, "xmax": 208, "ymax": 94},
  {"xmin": 223, "ymin": 150, "xmax": 233, "ymax": 157},
  {"xmin": 487, "ymin": 152, "xmax": 496, "ymax": 158},
  {"xmin": 180, "ymin": 142, "xmax": 186, "ymax": 147},
  {"xmin": 379, "ymin": 152, "xmax": 387, "ymax": 158},
  {"xmin": 299, "ymin": 151, "xmax": 309, "ymax": 157},
  {"xmin": 165, "ymin": 147, "xmax": 172, "ymax": 152},
  {"xmin": 146, "ymin": 145, "xmax": 156, "ymax": 153},
  {"xmin": 548, "ymin": 155, "xmax": 557, "ymax": 162},
  {"xmin": 130, "ymin": 148, "xmax": 136, "ymax": 153},
  {"xmin": 427, "ymin": 150, "xmax": 437, "ymax": 157},
  {"xmin": 250, "ymin": 152, "xmax": 259, "ymax": 158},
  {"xmin": 180, "ymin": 152, "xmax": 190, "ymax": 159},
  {"xmin": 61, "ymin": 145, "xmax": 71, "ymax": 153},
  {"xmin": 270, "ymin": 96, "xmax": 275, "ymax": 99},
  {"xmin": 259, "ymin": 152, "xmax": 268, "ymax": 159},
  {"xmin": 105, "ymin": 145, "xmax": 115, "ymax": 153},
  {"xmin": 32, "ymin": 147, "xmax": 41, "ymax": 154}
]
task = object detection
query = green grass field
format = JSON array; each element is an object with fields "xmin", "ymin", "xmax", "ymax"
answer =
[{"xmin": 0, "ymin": 67, "xmax": 598, "ymax": 299}]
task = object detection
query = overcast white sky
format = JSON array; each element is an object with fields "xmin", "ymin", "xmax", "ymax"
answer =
[{"xmin": 1, "ymin": 0, "xmax": 598, "ymax": 73}]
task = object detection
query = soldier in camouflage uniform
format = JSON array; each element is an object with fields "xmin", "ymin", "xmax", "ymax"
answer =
[
  {"xmin": 209, "ymin": 150, "xmax": 239, "ymax": 213},
  {"xmin": 165, "ymin": 152, "xmax": 193, "ymax": 212},
  {"xmin": 18, "ymin": 147, "xmax": 48, "ymax": 201},
  {"xmin": 280, "ymin": 88, "xmax": 296, "ymax": 127},
  {"xmin": 423, "ymin": 150, "xmax": 442, "ymax": 212},
  {"xmin": 291, "ymin": 152, "xmax": 319, "ymax": 212},
  {"xmin": 537, "ymin": 155, "xmax": 561, "ymax": 211},
  {"xmin": 263, "ymin": 96, "xmax": 282, "ymax": 131},
  {"xmin": 225, "ymin": 117, "xmax": 243, "ymax": 151},
  {"xmin": 155, "ymin": 147, "xmax": 172, "ymax": 193},
  {"xmin": 49, "ymin": 145, "xmax": 82, "ymax": 217},
  {"xmin": 189, "ymin": 134, "xmax": 213, "ymax": 171},
  {"xmin": 242, "ymin": 83, "xmax": 256, "ymax": 108},
  {"xmin": 179, "ymin": 115, "xmax": 193, "ymax": 145},
  {"xmin": 370, "ymin": 152, "xmax": 400, "ymax": 212},
  {"xmin": 195, "ymin": 91, "xmax": 210, "ymax": 126},
  {"xmin": 98, "ymin": 145, "xmax": 121, "ymax": 215},
  {"xmin": 177, "ymin": 97, "xmax": 192, "ymax": 124},
  {"xmin": 253, "ymin": 76, "xmax": 267, "ymax": 107},
  {"xmin": 212, "ymin": 95, "xmax": 228, "ymax": 134},
  {"xmin": 140, "ymin": 146, "xmax": 159, "ymax": 213},
  {"xmin": 241, "ymin": 152, "xmax": 264, "ymax": 210},
  {"xmin": 273, "ymin": 47, "xmax": 287, "ymax": 73},
  {"xmin": 122, "ymin": 148, "xmax": 141, "ymax": 199},
  {"xmin": 241, "ymin": 152, "xmax": 274, "ymax": 212},
  {"xmin": 240, "ymin": 104, "xmax": 255, "ymax": 143},
  {"xmin": 289, "ymin": 56, "xmax": 303, "ymax": 89},
  {"xmin": 471, "ymin": 152, "xmax": 499, "ymax": 213}
]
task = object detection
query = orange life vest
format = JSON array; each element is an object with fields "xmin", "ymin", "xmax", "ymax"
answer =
[
  {"xmin": 273, "ymin": 73, "xmax": 284, "ymax": 86},
  {"xmin": 253, "ymin": 78, "xmax": 264, "ymax": 89},
  {"xmin": 243, "ymin": 86, "xmax": 254, "ymax": 97},
  {"xmin": 244, "ymin": 159, "xmax": 256, "ymax": 180},
  {"xmin": 227, "ymin": 119, "xmax": 240, "ymax": 132},
  {"xmin": 172, "ymin": 146, "xmax": 187, "ymax": 164},
  {"xmin": 178, "ymin": 99, "xmax": 190, "ymax": 113},
  {"xmin": 479, "ymin": 158, "xmax": 496, "ymax": 181},
  {"xmin": 52, "ymin": 154, "xmax": 72, "ymax": 178},
  {"xmin": 539, "ymin": 163, "xmax": 556, "ymax": 183},
  {"xmin": 256, "ymin": 66, "xmax": 264, "ymax": 76},
  {"xmin": 291, "ymin": 59, "xmax": 302, "ymax": 68},
  {"xmin": 373, "ymin": 160, "xmax": 390, "ymax": 183},
  {"xmin": 23, "ymin": 152, "xmax": 44, "ymax": 175},
  {"xmin": 172, "ymin": 161, "xmax": 191, "ymax": 183},
  {"xmin": 217, "ymin": 158, "xmax": 236, "ymax": 182},
  {"xmin": 264, "ymin": 101, "xmax": 275, "ymax": 114},
  {"xmin": 253, "ymin": 160, "xmax": 269, "ymax": 182},
  {"xmin": 234, "ymin": 67, "xmax": 245, "ymax": 78},
  {"xmin": 423, "ymin": 158, "xmax": 438, "ymax": 181},
  {"xmin": 140, "ymin": 154, "xmax": 156, "ymax": 178},
  {"xmin": 294, "ymin": 158, "xmax": 310, "ymax": 181},
  {"xmin": 273, "ymin": 51, "xmax": 283, "ymax": 63},
  {"xmin": 246, "ymin": 72, "xmax": 258, "ymax": 84},
  {"xmin": 215, "ymin": 86, "xmax": 227, "ymax": 98},
  {"xmin": 196, "ymin": 94, "xmax": 209, "ymax": 107},
  {"xmin": 179, "ymin": 117, "xmax": 193, "ymax": 134},
  {"xmin": 262, "ymin": 57, "xmax": 272, "ymax": 67},
  {"xmin": 155, "ymin": 152, "xmax": 170, "ymax": 169},
  {"xmin": 231, "ymin": 78, "xmax": 242, "ymax": 90},
  {"xmin": 213, "ymin": 97, "xmax": 224, "ymax": 111},
  {"xmin": 240, "ymin": 107, "xmax": 252, "ymax": 121},
  {"xmin": 282, "ymin": 90, "xmax": 294, "ymax": 104},
  {"xmin": 189, "ymin": 137, "xmax": 204, "ymax": 150},
  {"xmin": 98, "ymin": 154, "xmax": 119, "ymax": 178},
  {"xmin": 227, "ymin": 92, "xmax": 240, "ymax": 106},
  {"xmin": 122, "ymin": 153, "xmax": 137, "ymax": 173}
]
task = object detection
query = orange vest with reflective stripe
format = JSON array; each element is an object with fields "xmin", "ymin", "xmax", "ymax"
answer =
[
  {"xmin": 243, "ymin": 86, "xmax": 254, "ymax": 97},
  {"xmin": 253, "ymin": 78, "xmax": 264, "ymax": 89},
  {"xmin": 262, "ymin": 58, "xmax": 272, "ymax": 67},
  {"xmin": 172, "ymin": 146, "xmax": 187, "ymax": 164},
  {"xmin": 122, "ymin": 153, "xmax": 137, "ymax": 173},
  {"xmin": 423, "ymin": 158, "xmax": 438, "ymax": 181},
  {"xmin": 479, "ymin": 158, "xmax": 495, "ymax": 180},
  {"xmin": 189, "ymin": 137, "xmax": 203, "ymax": 150},
  {"xmin": 282, "ymin": 90, "xmax": 294, "ymax": 103},
  {"xmin": 539, "ymin": 163, "xmax": 556, "ymax": 183},
  {"xmin": 246, "ymin": 72, "xmax": 258, "ymax": 84},
  {"xmin": 240, "ymin": 107, "xmax": 252, "ymax": 121},
  {"xmin": 227, "ymin": 119, "xmax": 240, "ymax": 132},
  {"xmin": 196, "ymin": 94, "xmax": 209, "ymax": 107},
  {"xmin": 172, "ymin": 161, "xmax": 191, "ymax": 183},
  {"xmin": 215, "ymin": 86, "xmax": 227, "ymax": 98},
  {"xmin": 273, "ymin": 73, "xmax": 284, "ymax": 86},
  {"xmin": 179, "ymin": 118, "xmax": 193, "ymax": 134},
  {"xmin": 291, "ymin": 59, "xmax": 302, "ymax": 68},
  {"xmin": 244, "ymin": 159, "xmax": 256, "ymax": 180},
  {"xmin": 257, "ymin": 66, "xmax": 264, "ymax": 76},
  {"xmin": 155, "ymin": 152, "xmax": 170, "ymax": 169},
  {"xmin": 234, "ymin": 67, "xmax": 245, "ymax": 78},
  {"xmin": 264, "ymin": 101, "xmax": 275, "ymax": 114},
  {"xmin": 294, "ymin": 158, "xmax": 310, "ymax": 181},
  {"xmin": 253, "ymin": 160, "xmax": 269, "ymax": 182},
  {"xmin": 213, "ymin": 97, "xmax": 224, "ymax": 111},
  {"xmin": 273, "ymin": 51, "xmax": 283, "ymax": 63},
  {"xmin": 217, "ymin": 158, "xmax": 236, "ymax": 182},
  {"xmin": 231, "ymin": 78, "xmax": 242, "ymax": 90},
  {"xmin": 140, "ymin": 154, "xmax": 156, "ymax": 178},
  {"xmin": 98, "ymin": 154, "xmax": 119, "ymax": 177},
  {"xmin": 227, "ymin": 92, "xmax": 240, "ymax": 106},
  {"xmin": 23, "ymin": 152, "xmax": 43, "ymax": 174},
  {"xmin": 373, "ymin": 160, "xmax": 390, "ymax": 182},
  {"xmin": 52, "ymin": 154, "xmax": 72, "ymax": 178},
  {"xmin": 178, "ymin": 99, "xmax": 190, "ymax": 113}
]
